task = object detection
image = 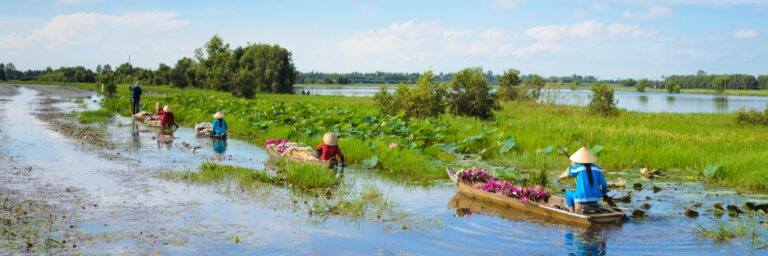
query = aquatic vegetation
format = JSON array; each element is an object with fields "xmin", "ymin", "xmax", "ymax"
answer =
[
  {"xmin": 696, "ymin": 216, "xmax": 768, "ymax": 249},
  {"xmin": 271, "ymin": 158, "xmax": 339, "ymax": 189},
  {"xmin": 78, "ymin": 109, "xmax": 113, "ymax": 123},
  {"xmin": 0, "ymin": 196, "xmax": 73, "ymax": 253}
]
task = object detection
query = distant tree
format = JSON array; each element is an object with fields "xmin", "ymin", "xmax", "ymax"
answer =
[
  {"xmin": 758, "ymin": 75, "xmax": 768, "ymax": 90},
  {"xmin": 570, "ymin": 80, "xmax": 580, "ymax": 90},
  {"xmin": 96, "ymin": 64, "xmax": 102, "ymax": 74},
  {"xmin": 171, "ymin": 57, "xmax": 195, "ymax": 88},
  {"xmin": 713, "ymin": 75, "xmax": 728, "ymax": 94},
  {"xmin": 697, "ymin": 70, "xmax": 707, "ymax": 76},
  {"xmin": 447, "ymin": 68, "xmax": 499, "ymax": 120},
  {"xmin": 4, "ymin": 63, "xmax": 17, "ymax": 80},
  {"xmin": 97, "ymin": 73, "xmax": 117, "ymax": 97},
  {"xmin": 636, "ymin": 79, "xmax": 650, "ymax": 92},
  {"xmin": 524, "ymin": 74, "xmax": 546, "ymax": 100},
  {"xmin": 102, "ymin": 64, "xmax": 113, "ymax": 74},
  {"xmin": 497, "ymin": 69, "xmax": 527, "ymax": 101},
  {"xmin": 155, "ymin": 63, "xmax": 172, "ymax": 85},
  {"xmin": 373, "ymin": 85, "xmax": 397, "ymax": 116},
  {"xmin": 588, "ymin": 82, "xmax": 618, "ymax": 117},
  {"xmin": 622, "ymin": 79, "xmax": 636, "ymax": 88},
  {"xmin": 0, "ymin": 63, "xmax": 5, "ymax": 80}
]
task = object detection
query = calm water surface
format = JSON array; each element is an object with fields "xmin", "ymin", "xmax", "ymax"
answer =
[{"xmin": 296, "ymin": 86, "xmax": 768, "ymax": 113}]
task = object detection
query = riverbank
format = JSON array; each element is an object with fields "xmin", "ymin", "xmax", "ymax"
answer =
[{"xmin": 6, "ymin": 81, "xmax": 768, "ymax": 191}]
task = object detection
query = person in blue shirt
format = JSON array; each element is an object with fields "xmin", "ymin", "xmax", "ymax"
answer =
[
  {"xmin": 212, "ymin": 112, "xmax": 227, "ymax": 137},
  {"xmin": 558, "ymin": 147, "xmax": 608, "ymax": 213},
  {"xmin": 129, "ymin": 82, "xmax": 143, "ymax": 115}
]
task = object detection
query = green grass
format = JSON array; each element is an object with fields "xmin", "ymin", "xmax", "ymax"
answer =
[
  {"xmin": 30, "ymin": 81, "xmax": 768, "ymax": 191},
  {"xmin": 696, "ymin": 216, "xmax": 768, "ymax": 249},
  {"xmin": 160, "ymin": 162, "xmax": 277, "ymax": 190},
  {"xmin": 273, "ymin": 158, "xmax": 340, "ymax": 189},
  {"xmin": 78, "ymin": 109, "xmax": 113, "ymax": 123}
]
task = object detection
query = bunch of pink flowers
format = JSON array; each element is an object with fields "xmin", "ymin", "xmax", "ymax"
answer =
[
  {"xmin": 457, "ymin": 167, "xmax": 493, "ymax": 184},
  {"xmin": 459, "ymin": 167, "xmax": 550, "ymax": 203},
  {"xmin": 264, "ymin": 139, "xmax": 289, "ymax": 153}
]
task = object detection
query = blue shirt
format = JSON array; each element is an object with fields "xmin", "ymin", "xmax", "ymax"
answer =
[
  {"xmin": 212, "ymin": 118, "xmax": 227, "ymax": 136},
  {"xmin": 130, "ymin": 86, "xmax": 142, "ymax": 100},
  {"xmin": 569, "ymin": 164, "xmax": 608, "ymax": 204}
]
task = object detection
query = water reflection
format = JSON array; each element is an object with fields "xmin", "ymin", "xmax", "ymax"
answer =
[
  {"xmin": 156, "ymin": 129, "xmax": 174, "ymax": 150},
  {"xmin": 212, "ymin": 137, "xmax": 228, "ymax": 161},
  {"xmin": 565, "ymin": 231, "xmax": 607, "ymax": 256},
  {"xmin": 297, "ymin": 86, "xmax": 768, "ymax": 113},
  {"xmin": 130, "ymin": 121, "xmax": 142, "ymax": 149}
]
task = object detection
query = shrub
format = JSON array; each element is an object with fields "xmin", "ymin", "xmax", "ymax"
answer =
[
  {"xmin": 636, "ymin": 79, "xmax": 650, "ymax": 92},
  {"xmin": 96, "ymin": 73, "xmax": 117, "ymax": 97},
  {"xmin": 570, "ymin": 80, "xmax": 579, "ymax": 90},
  {"xmin": 735, "ymin": 105, "xmax": 768, "ymax": 126},
  {"xmin": 372, "ymin": 70, "xmax": 446, "ymax": 118},
  {"xmin": 496, "ymin": 69, "xmax": 527, "ymax": 101},
  {"xmin": 666, "ymin": 83, "xmax": 681, "ymax": 93},
  {"xmin": 713, "ymin": 75, "xmax": 728, "ymax": 94},
  {"xmin": 448, "ymin": 68, "xmax": 499, "ymax": 120},
  {"xmin": 524, "ymin": 74, "xmax": 546, "ymax": 100},
  {"xmin": 588, "ymin": 82, "xmax": 618, "ymax": 117}
]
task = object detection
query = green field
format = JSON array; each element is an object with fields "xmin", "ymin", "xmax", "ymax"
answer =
[{"xmin": 18, "ymin": 81, "xmax": 768, "ymax": 191}]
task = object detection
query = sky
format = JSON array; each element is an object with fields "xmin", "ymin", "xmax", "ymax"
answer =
[{"xmin": 0, "ymin": 0, "xmax": 766, "ymax": 79}]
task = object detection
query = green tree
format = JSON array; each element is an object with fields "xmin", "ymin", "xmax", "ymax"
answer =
[
  {"xmin": 524, "ymin": 74, "xmax": 546, "ymax": 100},
  {"xmin": 447, "ymin": 68, "xmax": 499, "ymax": 120},
  {"xmin": 0, "ymin": 63, "xmax": 5, "ymax": 81},
  {"xmin": 758, "ymin": 75, "xmax": 768, "ymax": 90},
  {"xmin": 97, "ymin": 73, "xmax": 117, "ymax": 97},
  {"xmin": 622, "ymin": 79, "xmax": 636, "ymax": 88},
  {"xmin": 588, "ymin": 82, "xmax": 618, "ymax": 117},
  {"xmin": 497, "ymin": 69, "xmax": 527, "ymax": 101},
  {"xmin": 373, "ymin": 85, "xmax": 397, "ymax": 116},
  {"xmin": 570, "ymin": 80, "xmax": 580, "ymax": 90},
  {"xmin": 636, "ymin": 79, "xmax": 650, "ymax": 92},
  {"xmin": 171, "ymin": 57, "xmax": 196, "ymax": 88},
  {"xmin": 713, "ymin": 75, "xmax": 728, "ymax": 94}
]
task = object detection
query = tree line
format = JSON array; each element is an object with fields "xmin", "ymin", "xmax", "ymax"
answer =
[{"xmin": 663, "ymin": 72, "xmax": 768, "ymax": 91}]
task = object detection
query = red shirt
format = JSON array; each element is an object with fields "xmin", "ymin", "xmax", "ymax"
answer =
[
  {"xmin": 161, "ymin": 112, "xmax": 174, "ymax": 126},
  {"xmin": 316, "ymin": 144, "xmax": 344, "ymax": 161}
]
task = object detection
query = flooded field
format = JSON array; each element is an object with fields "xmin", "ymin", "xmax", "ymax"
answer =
[
  {"xmin": 296, "ymin": 86, "xmax": 768, "ymax": 113},
  {"xmin": 1, "ymin": 84, "xmax": 766, "ymax": 254}
]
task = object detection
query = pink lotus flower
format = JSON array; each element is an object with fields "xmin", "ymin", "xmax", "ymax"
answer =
[
  {"xmin": 521, "ymin": 197, "xmax": 528, "ymax": 203},
  {"xmin": 388, "ymin": 142, "xmax": 398, "ymax": 148}
]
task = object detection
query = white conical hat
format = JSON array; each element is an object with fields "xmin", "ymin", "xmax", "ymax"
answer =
[
  {"xmin": 569, "ymin": 147, "xmax": 597, "ymax": 163},
  {"xmin": 213, "ymin": 112, "xmax": 225, "ymax": 119},
  {"xmin": 163, "ymin": 105, "xmax": 172, "ymax": 112},
  {"xmin": 323, "ymin": 132, "xmax": 337, "ymax": 146}
]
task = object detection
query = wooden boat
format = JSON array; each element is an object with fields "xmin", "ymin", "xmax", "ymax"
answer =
[
  {"xmin": 447, "ymin": 168, "xmax": 625, "ymax": 226},
  {"xmin": 133, "ymin": 111, "xmax": 162, "ymax": 127},
  {"xmin": 265, "ymin": 144, "xmax": 340, "ymax": 169}
]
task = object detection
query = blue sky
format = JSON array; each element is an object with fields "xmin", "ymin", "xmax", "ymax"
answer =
[{"xmin": 1, "ymin": 0, "xmax": 766, "ymax": 79}]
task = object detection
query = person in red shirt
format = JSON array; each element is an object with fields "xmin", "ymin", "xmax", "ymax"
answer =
[
  {"xmin": 155, "ymin": 102, "xmax": 164, "ymax": 116},
  {"xmin": 160, "ymin": 105, "xmax": 178, "ymax": 130},
  {"xmin": 316, "ymin": 132, "xmax": 345, "ymax": 166}
]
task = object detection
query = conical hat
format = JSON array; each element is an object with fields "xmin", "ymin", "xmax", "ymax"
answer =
[
  {"xmin": 163, "ymin": 105, "xmax": 172, "ymax": 112},
  {"xmin": 569, "ymin": 147, "xmax": 597, "ymax": 163},
  {"xmin": 323, "ymin": 132, "xmax": 337, "ymax": 146},
  {"xmin": 213, "ymin": 112, "xmax": 225, "ymax": 119}
]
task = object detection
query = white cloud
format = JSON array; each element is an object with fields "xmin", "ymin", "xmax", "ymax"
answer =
[
  {"xmin": 30, "ymin": 11, "xmax": 189, "ymax": 44},
  {"xmin": 733, "ymin": 29, "xmax": 759, "ymax": 39},
  {"xmin": 0, "ymin": 33, "xmax": 28, "ymax": 49},
  {"xmin": 492, "ymin": 0, "xmax": 523, "ymax": 8},
  {"xmin": 623, "ymin": 6, "xmax": 671, "ymax": 19},
  {"xmin": 516, "ymin": 21, "xmax": 648, "ymax": 57}
]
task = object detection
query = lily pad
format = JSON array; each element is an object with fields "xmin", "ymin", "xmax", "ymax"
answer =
[
  {"xmin": 499, "ymin": 137, "xmax": 516, "ymax": 154},
  {"xmin": 538, "ymin": 146, "xmax": 554, "ymax": 154},
  {"xmin": 437, "ymin": 152, "xmax": 459, "ymax": 163},
  {"xmin": 703, "ymin": 164, "xmax": 720, "ymax": 178},
  {"xmin": 363, "ymin": 156, "xmax": 379, "ymax": 169},
  {"xmin": 461, "ymin": 134, "xmax": 484, "ymax": 143},
  {"xmin": 589, "ymin": 145, "xmax": 605, "ymax": 155}
]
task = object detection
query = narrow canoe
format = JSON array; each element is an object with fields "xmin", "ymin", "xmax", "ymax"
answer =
[{"xmin": 447, "ymin": 168, "xmax": 625, "ymax": 226}]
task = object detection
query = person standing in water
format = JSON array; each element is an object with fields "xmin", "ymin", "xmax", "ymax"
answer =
[
  {"xmin": 316, "ymin": 132, "xmax": 345, "ymax": 167},
  {"xmin": 212, "ymin": 112, "xmax": 227, "ymax": 137},
  {"xmin": 129, "ymin": 82, "xmax": 143, "ymax": 115},
  {"xmin": 557, "ymin": 147, "xmax": 608, "ymax": 213}
]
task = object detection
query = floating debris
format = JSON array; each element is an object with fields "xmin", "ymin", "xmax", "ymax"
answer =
[
  {"xmin": 608, "ymin": 178, "xmax": 626, "ymax": 188},
  {"xmin": 633, "ymin": 183, "xmax": 643, "ymax": 191},
  {"xmin": 684, "ymin": 208, "xmax": 699, "ymax": 218},
  {"xmin": 713, "ymin": 202, "xmax": 724, "ymax": 211},
  {"xmin": 652, "ymin": 186, "xmax": 662, "ymax": 193},
  {"xmin": 689, "ymin": 201, "xmax": 703, "ymax": 207},
  {"xmin": 640, "ymin": 168, "xmax": 659, "ymax": 179},
  {"xmin": 632, "ymin": 209, "xmax": 646, "ymax": 218},
  {"xmin": 640, "ymin": 203, "xmax": 652, "ymax": 210},
  {"xmin": 614, "ymin": 192, "xmax": 632, "ymax": 203}
]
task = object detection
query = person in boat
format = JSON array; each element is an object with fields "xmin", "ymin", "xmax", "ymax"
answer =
[
  {"xmin": 316, "ymin": 132, "xmax": 345, "ymax": 167},
  {"xmin": 129, "ymin": 82, "xmax": 142, "ymax": 115},
  {"xmin": 212, "ymin": 111, "xmax": 227, "ymax": 137},
  {"xmin": 557, "ymin": 147, "xmax": 608, "ymax": 213},
  {"xmin": 160, "ymin": 105, "xmax": 178, "ymax": 130}
]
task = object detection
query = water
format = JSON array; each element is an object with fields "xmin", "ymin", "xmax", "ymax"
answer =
[
  {"xmin": 296, "ymin": 86, "xmax": 768, "ymax": 113},
  {"xmin": 0, "ymin": 84, "xmax": 765, "ymax": 255}
]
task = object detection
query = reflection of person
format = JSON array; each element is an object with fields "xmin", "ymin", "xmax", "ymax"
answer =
[
  {"xmin": 316, "ymin": 132, "xmax": 345, "ymax": 166},
  {"xmin": 156, "ymin": 129, "xmax": 174, "ymax": 150},
  {"xmin": 564, "ymin": 232, "xmax": 606, "ymax": 256},
  {"xmin": 213, "ymin": 138, "xmax": 227, "ymax": 160},
  {"xmin": 130, "ymin": 121, "xmax": 141, "ymax": 149},
  {"xmin": 212, "ymin": 112, "xmax": 227, "ymax": 137},
  {"xmin": 129, "ymin": 82, "xmax": 142, "ymax": 115},
  {"xmin": 557, "ymin": 147, "xmax": 608, "ymax": 213}
]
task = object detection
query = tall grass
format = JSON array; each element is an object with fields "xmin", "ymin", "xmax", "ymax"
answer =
[
  {"xmin": 78, "ymin": 109, "xmax": 113, "ymax": 123},
  {"xmin": 272, "ymin": 158, "xmax": 339, "ymax": 189}
]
